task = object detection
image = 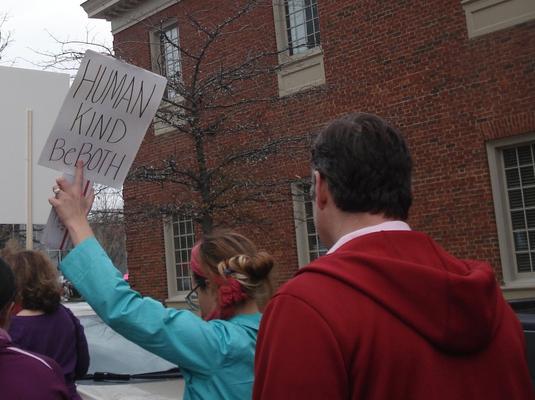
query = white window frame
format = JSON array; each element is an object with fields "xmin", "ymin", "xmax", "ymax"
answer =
[
  {"xmin": 283, "ymin": 0, "xmax": 321, "ymax": 56},
  {"xmin": 462, "ymin": 0, "xmax": 535, "ymax": 39},
  {"xmin": 150, "ymin": 21, "xmax": 181, "ymax": 81},
  {"xmin": 150, "ymin": 20, "xmax": 184, "ymax": 136},
  {"xmin": 487, "ymin": 132, "xmax": 535, "ymax": 289},
  {"xmin": 163, "ymin": 215, "xmax": 196, "ymax": 301},
  {"xmin": 292, "ymin": 182, "xmax": 328, "ymax": 267},
  {"xmin": 272, "ymin": 0, "xmax": 325, "ymax": 97}
]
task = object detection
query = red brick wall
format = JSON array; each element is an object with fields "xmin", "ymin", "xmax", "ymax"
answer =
[{"xmin": 113, "ymin": 0, "xmax": 535, "ymax": 300}]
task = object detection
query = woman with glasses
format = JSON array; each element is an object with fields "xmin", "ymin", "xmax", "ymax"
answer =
[{"xmin": 49, "ymin": 162, "xmax": 275, "ymax": 400}]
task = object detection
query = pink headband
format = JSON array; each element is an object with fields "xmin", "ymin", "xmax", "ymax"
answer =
[
  {"xmin": 189, "ymin": 241, "xmax": 248, "ymax": 321},
  {"xmin": 189, "ymin": 243, "xmax": 205, "ymax": 277}
]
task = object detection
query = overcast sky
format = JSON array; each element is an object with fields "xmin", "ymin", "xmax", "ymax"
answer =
[
  {"xmin": 0, "ymin": 1, "xmax": 120, "ymax": 207},
  {"xmin": 1, "ymin": 0, "xmax": 112, "ymax": 72}
]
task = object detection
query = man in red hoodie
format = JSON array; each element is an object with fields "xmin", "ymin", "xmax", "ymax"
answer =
[{"xmin": 253, "ymin": 113, "xmax": 534, "ymax": 399}]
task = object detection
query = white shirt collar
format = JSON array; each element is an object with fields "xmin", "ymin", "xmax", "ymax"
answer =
[{"xmin": 327, "ymin": 220, "xmax": 411, "ymax": 254}]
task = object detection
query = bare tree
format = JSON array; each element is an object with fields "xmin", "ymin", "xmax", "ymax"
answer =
[
  {"xmin": 32, "ymin": 27, "xmax": 113, "ymax": 75},
  {"xmin": 0, "ymin": 13, "xmax": 12, "ymax": 61},
  {"xmin": 0, "ymin": 224, "xmax": 22, "ymax": 248},
  {"xmin": 37, "ymin": 0, "xmax": 323, "ymax": 234},
  {"xmin": 89, "ymin": 185, "xmax": 127, "ymax": 273},
  {"xmin": 127, "ymin": 0, "xmax": 322, "ymax": 233},
  {"xmin": 0, "ymin": 224, "xmax": 48, "ymax": 250}
]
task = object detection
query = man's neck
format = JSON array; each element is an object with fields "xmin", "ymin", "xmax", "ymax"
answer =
[{"xmin": 328, "ymin": 212, "xmax": 394, "ymax": 247}]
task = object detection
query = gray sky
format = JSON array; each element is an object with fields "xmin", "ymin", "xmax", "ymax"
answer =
[
  {"xmin": 1, "ymin": 1, "xmax": 121, "ymax": 208},
  {"xmin": 1, "ymin": 0, "xmax": 112, "ymax": 72}
]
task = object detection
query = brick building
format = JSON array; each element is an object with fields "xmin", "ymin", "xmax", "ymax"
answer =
[{"xmin": 82, "ymin": 0, "xmax": 535, "ymax": 306}]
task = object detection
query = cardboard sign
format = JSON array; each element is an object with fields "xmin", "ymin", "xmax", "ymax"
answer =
[
  {"xmin": 38, "ymin": 50, "xmax": 167, "ymax": 188},
  {"xmin": 0, "ymin": 66, "xmax": 70, "ymax": 225}
]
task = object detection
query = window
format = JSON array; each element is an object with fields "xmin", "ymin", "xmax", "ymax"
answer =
[
  {"xmin": 487, "ymin": 134, "xmax": 535, "ymax": 287},
  {"xmin": 292, "ymin": 182, "xmax": 328, "ymax": 267},
  {"xmin": 155, "ymin": 24, "xmax": 181, "ymax": 99},
  {"xmin": 272, "ymin": 0, "xmax": 325, "ymax": 96},
  {"xmin": 163, "ymin": 215, "xmax": 196, "ymax": 300},
  {"xmin": 150, "ymin": 22, "xmax": 182, "ymax": 135},
  {"xmin": 502, "ymin": 145, "xmax": 535, "ymax": 273},
  {"xmin": 284, "ymin": 0, "xmax": 321, "ymax": 55}
]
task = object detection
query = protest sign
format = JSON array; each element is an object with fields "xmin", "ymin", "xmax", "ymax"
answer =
[
  {"xmin": 0, "ymin": 66, "xmax": 70, "ymax": 225},
  {"xmin": 38, "ymin": 50, "xmax": 167, "ymax": 188},
  {"xmin": 40, "ymin": 50, "xmax": 166, "ymax": 249}
]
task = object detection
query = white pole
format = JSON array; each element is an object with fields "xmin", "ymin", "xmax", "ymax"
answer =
[{"xmin": 26, "ymin": 109, "xmax": 33, "ymax": 250}]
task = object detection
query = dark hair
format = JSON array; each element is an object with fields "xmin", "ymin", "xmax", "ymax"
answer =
[
  {"xmin": 0, "ymin": 257, "xmax": 16, "ymax": 312},
  {"xmin": 1, "ymin": 247, "xmax": 61, "ymax": 314},
  {"xmin": 311, "ymin": 112, "xmax": 412, "ymax": 220}
]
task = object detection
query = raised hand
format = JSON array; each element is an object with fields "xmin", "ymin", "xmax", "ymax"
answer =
[{"xmin": 49, "ymin": 161, "xmax": 95, "ymax": 245}]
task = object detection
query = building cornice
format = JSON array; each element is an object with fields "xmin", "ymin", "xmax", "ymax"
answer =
[{"xmin": 81, "ymin": 0, "xmax": 178, "ymax": 34}]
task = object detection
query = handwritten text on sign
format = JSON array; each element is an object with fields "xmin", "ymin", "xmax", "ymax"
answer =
[{"xmin": 38, "ymin": 50, "xmax": 167, "ymax": 188}]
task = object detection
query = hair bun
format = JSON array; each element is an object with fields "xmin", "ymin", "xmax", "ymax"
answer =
[
  {"xmin": 222, "ymin": 252, "xmax": 274, "ymax": 283},
  {"xmin": 242, "ymin": 252, "xmax": 274, "ymax": 282}
]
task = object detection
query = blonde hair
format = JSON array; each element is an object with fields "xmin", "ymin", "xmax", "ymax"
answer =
[
  {"xmin": 0, "ymin": 241, "xmax": 61, "ymax": 314},
  {"xmin": 199, "ymin": 230, "xmax": 275, "ymax": 309}
]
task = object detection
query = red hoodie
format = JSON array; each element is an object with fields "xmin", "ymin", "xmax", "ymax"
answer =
[{"xmin": 254, "ymin": 230, "xmax": 534, "ymax": 399}]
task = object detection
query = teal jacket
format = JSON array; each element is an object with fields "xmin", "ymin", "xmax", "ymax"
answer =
[{"xmin": 61, "ymin": 237, "xmax": 260, "ymax": 400}]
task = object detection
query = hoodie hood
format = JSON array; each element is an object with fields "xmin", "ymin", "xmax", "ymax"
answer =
[{"xmin": 299, "ymin": 230, "xmax": 503, "ymax": 354}]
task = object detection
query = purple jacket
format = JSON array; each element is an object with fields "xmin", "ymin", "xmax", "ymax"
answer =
[
  {"xmin": 9, "ymin": 304, "xmax": 90, "ymax": 400},
  {"xmin": 0, "ymin": 328, "xmax": 69, "ymax": 399}
]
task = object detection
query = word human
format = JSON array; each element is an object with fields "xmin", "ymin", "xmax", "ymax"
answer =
[{"xmin": 72, "ymin": 58, "xmax": 157, "ymax": 118}]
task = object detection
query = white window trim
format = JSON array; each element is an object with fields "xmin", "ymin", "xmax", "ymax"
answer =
[
  {"xmin": 292, "ymin": 183, "xmax": 311, "ymax": 268},
  {"xmin": 487, "ymin": 132, "xmax": 535, "ymax": 289},
  {"xmin": 272, "ymin": 0, "xmax": 325, "ymax": 97},
  {"xmin": 163, "ymin": 215, "xmax": 194, "ymax": 302},
  {"xmin": 291, "ymin": 182, "xmax": 327, "ymax": 267},
  {"xmin": 153, "ymin": 105, "xmax": 181, "ymax": 136},
  {"xmin": 462, "ymin": 0, "xmax": 535, "ymax": 39},
  {"xmin": 149, "ymin": 20, "xmax": 185, "ymax": 136}
]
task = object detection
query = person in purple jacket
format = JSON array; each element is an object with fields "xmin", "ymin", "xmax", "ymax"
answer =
[
  {"xmin": 0, "ymin": 255, "xmax": 69, "ymax": 400},
  {"xmin": 2, "ymin": 244, "xmax": 89, "ymax": 400}
]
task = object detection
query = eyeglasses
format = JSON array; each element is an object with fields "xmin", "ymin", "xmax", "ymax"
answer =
[{"xmin": 185, "ymin": 284, "xmax": 200, "ymax": 312}]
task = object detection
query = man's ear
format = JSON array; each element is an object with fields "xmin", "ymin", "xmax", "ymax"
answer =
[{"xmin": 314, "ymin": 170, "xmax": 329, "ymax": 210}]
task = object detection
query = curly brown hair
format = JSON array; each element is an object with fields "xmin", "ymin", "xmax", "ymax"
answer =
[{"xmin": 1, "ymin": 242, "xmax": 61, "ymax": 314}]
